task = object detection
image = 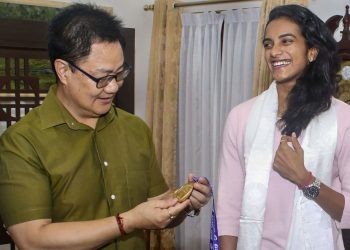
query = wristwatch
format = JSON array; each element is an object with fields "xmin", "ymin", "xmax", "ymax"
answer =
[{"xmin": 302, "ymin": 178, "xmax": 321, "ymax": 200}]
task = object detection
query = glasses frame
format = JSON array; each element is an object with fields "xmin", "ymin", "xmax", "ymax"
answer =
[{"xmin": 67, "ymin": 61, "xmax": 131, "ymax": 89}]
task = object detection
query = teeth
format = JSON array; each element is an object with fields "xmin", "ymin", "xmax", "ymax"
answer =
[{"xmin": 272, "ymin": 60, "xmax": 290, "ymax": 67}]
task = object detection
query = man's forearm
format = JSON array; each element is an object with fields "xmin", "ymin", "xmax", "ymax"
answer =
[{"xmin": 8, "ymin": 217, "xmax": 120, "ymax": 250}]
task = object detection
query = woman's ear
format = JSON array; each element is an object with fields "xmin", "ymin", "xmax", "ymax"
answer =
[
  {"xmin": 54, "ymin": 59, "xmax": 71, "ymax": 85},
  {"xmin": 308, "ymin": 47, "xmax": 319, "ymax": 63}
]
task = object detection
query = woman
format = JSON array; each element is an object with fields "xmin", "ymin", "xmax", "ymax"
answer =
[{"xmin": 217, "ymin": 4, "xmax": 350, "ymax": 249}]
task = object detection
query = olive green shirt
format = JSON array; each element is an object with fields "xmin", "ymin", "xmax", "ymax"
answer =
[{"xmin": 0, "ymin": 85, "xmax": 168, "ymax": 249}]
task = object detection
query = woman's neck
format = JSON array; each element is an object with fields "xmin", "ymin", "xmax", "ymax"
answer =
[{"xmin": 276, "ymin": 81, "xmax": 295, "ymax": 117}]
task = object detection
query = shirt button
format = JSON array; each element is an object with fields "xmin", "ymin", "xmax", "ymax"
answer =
[
  {"xmin": 111, "ymin": 194, "xmax": 116, "ymax": 200},
  {"xmin": 104, "ymin": 161, "xmax": 108, "ymax": 167}
]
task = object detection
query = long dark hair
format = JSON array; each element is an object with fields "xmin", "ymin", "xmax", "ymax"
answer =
[{"xmin": 266, "ymin": 5, "xmax": 340, "ymax": 136}]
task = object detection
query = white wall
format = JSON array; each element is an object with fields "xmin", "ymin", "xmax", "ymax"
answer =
[{"xmin": 108, "ymin": 0, "xmax": 155, "ymax": 120}]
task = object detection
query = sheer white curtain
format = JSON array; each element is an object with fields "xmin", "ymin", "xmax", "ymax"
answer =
[
  {"xmin": 176, "ymin": 5, "xmax": 259, "ymax": 250},
  {"xmin": 177, "ymin": 12, "xmax": 223, "ymax": 250},
  {"xmin": 218, "ymin": 8, "xmax": 260, "ymax": 145},
  {"xmin": 177, "ymin": 7, "xmax": 260, "ymax": 250}
]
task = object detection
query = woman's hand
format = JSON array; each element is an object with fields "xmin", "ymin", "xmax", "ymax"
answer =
[
  {"xmin": 187, "ymin": 174, "xmax": 212, "ymax": 211},
  {"xmin": 273, "ymin": 132, "xmax": 309, "ymax": 186}
]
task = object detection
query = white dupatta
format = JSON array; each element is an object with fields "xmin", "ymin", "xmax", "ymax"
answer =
[{"xmin": 238, "ymin": 82, "xmax": 337, "ymax": 249}]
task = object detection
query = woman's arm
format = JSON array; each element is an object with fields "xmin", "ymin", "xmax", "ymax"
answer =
[
  {"xmin": 273, "ymin": 133, "xmax": 344, "ymax": 221},
  {"xmin": 219, "ymin": 235, "xmax": 238, "ymax": 250}
]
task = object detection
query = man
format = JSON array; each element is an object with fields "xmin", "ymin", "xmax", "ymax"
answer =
[{"xmin": 0, "ymin": 4, "xmax": 211, "ymax": 249}]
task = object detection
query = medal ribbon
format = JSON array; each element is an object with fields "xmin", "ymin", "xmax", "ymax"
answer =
[{"xmin": 193, "ymin": 176, "xmax": 219, "ymax": 250}]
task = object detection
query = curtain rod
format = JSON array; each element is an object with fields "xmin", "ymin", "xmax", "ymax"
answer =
[
  {"xmin": 173, "ymin": 0, "xmax": 258, "ymax": 8},
  {"xmin": 143, "ymin": 0, "xmax": 257, "ymax": 11}
]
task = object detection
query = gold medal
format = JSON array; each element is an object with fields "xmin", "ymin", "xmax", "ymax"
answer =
[{"xmin": 173, "ymin": 182, "xmax": 194, "ymax": 202}]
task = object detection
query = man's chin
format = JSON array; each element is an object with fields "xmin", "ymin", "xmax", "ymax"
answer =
[{"xmin": 95, "ymin": 107, "xmax": 112, "ymax": 117}]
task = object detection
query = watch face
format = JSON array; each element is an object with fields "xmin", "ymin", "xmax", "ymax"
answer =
[
  {"xmin": 302, "ymin": 179, "xmax": 321, "ymax": 200},
  {"xmin": 304, "ymin": 186, "xmax": 320, "ymax": 199}
]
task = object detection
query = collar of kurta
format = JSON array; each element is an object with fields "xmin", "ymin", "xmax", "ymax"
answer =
[{"xmin": 38, "ymin": 84, "xmax": 117, "ymax": 131}]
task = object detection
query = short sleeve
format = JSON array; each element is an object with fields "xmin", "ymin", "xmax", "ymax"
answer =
[{"xmin": 0, "ymin": 129, "xmax": 52, "ymax": 227}]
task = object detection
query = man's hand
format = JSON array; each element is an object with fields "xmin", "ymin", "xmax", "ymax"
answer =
[
  {"xmin": 187, "ymin": 174, "xmax": 212, "ymax": 211},
  {"xmin": 273, "ymin": 132, "xmax": 309, "ymax": 186},
  {"xmin": 123, "ymin": 198, "xmax": 190, "ymax": 232}
]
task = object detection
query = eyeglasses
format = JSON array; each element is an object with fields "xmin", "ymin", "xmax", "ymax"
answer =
[{"xmin": 68, "ymin": 61, "xmax": 131, "ymax": 89}]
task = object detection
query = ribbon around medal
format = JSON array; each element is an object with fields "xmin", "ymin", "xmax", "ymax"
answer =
[{"xmin": 174, "ymin": 176, "xmax": 220, "ymax": 250}]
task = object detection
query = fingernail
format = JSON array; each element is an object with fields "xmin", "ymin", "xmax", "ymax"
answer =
[{"xmin": 292, "ymin": 132, "xmax": 296, "ymax": 137}]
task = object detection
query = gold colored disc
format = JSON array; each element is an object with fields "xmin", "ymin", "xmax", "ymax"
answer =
[{"xmin": 173, "ymin": 182, "xmax": 194, "ymax": 202}]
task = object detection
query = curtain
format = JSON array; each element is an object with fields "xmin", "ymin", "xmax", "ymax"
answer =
[
  {"xmin": 218, "ymin": 8, "xmax": 260, "ymax": 147},
  {"xmin": 145, "ymin": 0, "xmax": 182, "ymax": 249},
  {"xmin": 252, "ymin": 0, "xmax": 309, "ymax": 96},
  {"xmin": 177, "ymin": 12, "xmax": 223, "ymax": 250},
  {"xmin": 177, "ymin": 8, "xmax": 260, "ymax": 249}
]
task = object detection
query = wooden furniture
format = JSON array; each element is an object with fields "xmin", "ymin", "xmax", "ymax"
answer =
[
  {"xmin": 326, "ymin": 6, "xmax": 350, "ymax": 249},
  {"xmin": 326, "ymin": 5, "xmax": 350, "ymax": 104}
]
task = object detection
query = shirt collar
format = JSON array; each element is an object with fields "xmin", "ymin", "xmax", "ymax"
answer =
[{"xmin": 39, "ymin": 85, "xmax": 117, "ymax": 130}]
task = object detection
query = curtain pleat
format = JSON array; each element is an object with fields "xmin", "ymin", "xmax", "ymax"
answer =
[
  {"xmin": 145, "ymin": 0, "xmax": 182, "ymax": 249},
  {"xmin": 177, "ymin": 12, "xmax": 224, "ymax": 250}
]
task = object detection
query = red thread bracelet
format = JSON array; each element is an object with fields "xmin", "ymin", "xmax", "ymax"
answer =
[
  {"xmin": 116, "ymin": 213, "xmax": 126, "ymax": 236},
  {"xmin": 298, "ymin": 171, "xmax": 314, "ymax": 189}
]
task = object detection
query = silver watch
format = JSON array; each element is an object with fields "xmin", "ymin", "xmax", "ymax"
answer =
[{"xmin": 302, "ymin": 178, "xmax": 321, "ymax": 200}]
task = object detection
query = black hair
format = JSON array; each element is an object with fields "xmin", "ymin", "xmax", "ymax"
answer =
[
  {"xmin": 48, "ymin": 3, "xmax": 125, "ymax": 76},
  {"xmin": 265, "ymin": 4, "xmax": 340, "ymax": 136}
]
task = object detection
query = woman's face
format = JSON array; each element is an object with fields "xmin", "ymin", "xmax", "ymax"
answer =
[{"xmin": 263, "ymin": 17, "xmax": 316, "ymax": 87}]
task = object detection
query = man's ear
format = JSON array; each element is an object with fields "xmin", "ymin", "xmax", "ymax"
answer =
[
  {"xmin": 54, "ymin": 59, "xmax": 71, "ymax": 85},
  {"xmin": 308, "ymin": 47, "xmax": 319, "ymax": 63}
]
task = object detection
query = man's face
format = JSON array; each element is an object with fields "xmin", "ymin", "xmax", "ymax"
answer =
[
  {"xmin": 60, "ymin": 41, "xmax": 125, "ymax": 124},
  {"xmin": 263, "ymin": 17, "xmax": 313, "ymax": 87}
]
